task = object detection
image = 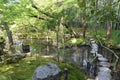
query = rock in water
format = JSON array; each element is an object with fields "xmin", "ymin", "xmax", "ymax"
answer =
[{"xmin": 32, "ymin": 62, "xmax": 61, "ymax": 80}]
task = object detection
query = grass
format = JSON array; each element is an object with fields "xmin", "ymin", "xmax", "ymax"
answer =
[{"xmin": 0, "ymin": 56, "xmax": 86, "ymax": 80}]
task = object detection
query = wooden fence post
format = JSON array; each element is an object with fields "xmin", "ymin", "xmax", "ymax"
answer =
[{"xmin": 64, "ymin": 68, "xmax": 68, "ymax": 80}]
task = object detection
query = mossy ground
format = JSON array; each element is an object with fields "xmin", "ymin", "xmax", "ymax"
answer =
[
  {"xmin": 0, "ymin": 56, "xmax": 86, "ymax": 80},
  {"xmin": 88, "ymin": 29, "xmax": 120, "ymax": 47}
]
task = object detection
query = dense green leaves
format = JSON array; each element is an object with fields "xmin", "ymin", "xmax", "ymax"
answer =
[
  {"xmin": 0, "ymin": 0, "xmax": 120, "ymax": 80},
  {"xmin": 0, "ymin": 0, "xmax": 120, "ymax": 40}
]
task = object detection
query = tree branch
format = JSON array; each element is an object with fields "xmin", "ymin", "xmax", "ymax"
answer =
[
  {"xmin": 30, "ymin": 15, "xmax": 46, "ymax": 20},
  {"xmin": 30, "ymin": 0, "xmax": 55, "ymax": 19}
]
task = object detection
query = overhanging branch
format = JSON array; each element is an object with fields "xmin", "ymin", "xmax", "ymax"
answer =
[
  {"xmin": 30, "ymin": 15, "xmax": 46, "ymax": 20},
  {"xmin": 30, "ymin": 0, "xmax": 55, "ymax": 19}
]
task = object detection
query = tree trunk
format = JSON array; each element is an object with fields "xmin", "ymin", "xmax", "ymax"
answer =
[
  {"xmin": 82, "ymin": 26, "xmax": 86, "ymax": 38},
  {"xmin": 93, "ymin": 0, "xmax": 98, "ymax": 36},
  {"xmin": 2, "ymin": 20, "xmax": 13, "ymax": 46},
  {"xmin": 106, "ymin": 21, "xmax": 112, "ymax": 40},
  {"xmin": 46, "ymin": 31, "xmax": 49, "ymax": 55},
  {"xmin": 81, "ymin": 0, "xmax": 87, "ymax": 38},
  {"xmin": 56, "ymin": 20, "xmax": 60, "ymax": 63},
  {"xmin": 82, "ymin": 17, "xmax": 86, "ymax": 38},
  {"xmin": 106, "ymin": 0, "xmax": 112, "ymax": 40}
]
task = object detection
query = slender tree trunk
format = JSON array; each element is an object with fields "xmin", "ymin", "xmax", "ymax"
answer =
[
  {"xmin": 94, "ymin": 0, "xmax": 98, "ymax": 35},
  {"xmin": 82, "ymin": 26, "xmax": 86, "ymax": 38},
  {"xmin": 106, "ymin": 0, "xmax": 112, "ymax": 40},
  {"xmin": 82, "ymin": 17, "xmax": 86, "ymax": 38},
  {"xmin": 2, "ymin": 20, "xmax": 13, "ymax": 46},
  {"xmin": 57, "ymin": 28, "xmax": 59, "ymax": 63},
  {"xmin": 46, "ymin": 31, "xmax": 49, "ymax": 55},
  {"xmin": 96, "ymin": 0, "xmax": 98, "ymax": 9},
  {"xmin": 106, "ymin": 21, "xmax": 112, "ymax": 40},
  {"xmin": 62, "ymin": 24, "xmax": 65, "ymax": 62},
  {"xmin": 56, "ymin": 20, "xmax": 60, "ymax": 63},
  {"xmin": 82, "ymin": 0, "xmax": 86, "ymax": 38}
]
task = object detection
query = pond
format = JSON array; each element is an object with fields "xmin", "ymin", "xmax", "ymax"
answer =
[{"xmin": 13, "ymin": 38, "xmax": 91, "ymax": 64}]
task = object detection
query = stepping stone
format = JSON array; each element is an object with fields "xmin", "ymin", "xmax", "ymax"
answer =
[
  {"xmin": 99, "ymin": 62, "xmax": 110, "ymax": 67},
  {"xmin": 87, "ymin": 79, "xmax": 94, "ymax": 80},
  {"xmin": 98, "ymin": 57, "xmax": 108, "ymax": 62},
  {"xmin": 98, "ymin": 67, "xmax": 111, "ymax": 73},
  {"xmin": 92, "ymin": 43, "xmax": 98, "ymax": 48},
  {"xmin": 96, "ymin": 71, "xmax": 112, "ymax": 80},
  {"xmin": 92, "ymin": 48, "xmax": 98, "ymax": 52},
  {"xmin": 96, "ymin": 67, "xmax": 112, "ymax": 80},
  {"xmin": 91, "ymin": 48, "xmax": 97, "ymax": 52},
  {"xmin": 89, "ymin": 38, "xmax": 112, "ymax": 80},
  {"xmin": 96, "ymin": 54, "xmax": 103, "ymax": 58},
  {"xmin": 90, "ymin": 50, "xmax": 96, "ymax": 54},
  {"xmin": 90, "ymin": 38, "xmax": 94, "ymax": 41},
  {"xmin": 91, "ymin": 41, "xmax": 95, "ymax": 43}
]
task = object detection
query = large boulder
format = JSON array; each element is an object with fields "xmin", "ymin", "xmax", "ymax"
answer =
[{"xmin": 32, "ymin": 62, "xmax": 61, "ymax": 80}]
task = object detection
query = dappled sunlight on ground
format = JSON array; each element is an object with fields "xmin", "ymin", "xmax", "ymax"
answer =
[
  {"xmin": 41, "ymin": 55, "xmax": 55, "ymax": 58},
  {"xmin": 0, "ymin": 55, "xmax": 86, "ymax": 80}
]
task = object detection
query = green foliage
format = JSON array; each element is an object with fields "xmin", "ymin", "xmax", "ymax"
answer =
[
  {"xmin": 0, "ymin": 0, "xmax": 120, "ymax": 34},
  {"xmin": 96, "ymin": 6, "xmax": 117, "ymax": 22},
  {"xmin": 107, "ymin": 30, "xmax": 120, "ymax": 45},
  {"xmin": 89, "ymin": 29, "xmax": 120, "ymax": 46},
  {"xmin": 0, "ymin": 74, "xmax": 8, "ymax": 80},
  {"xmin": 77, "ymin": 0, "xmax": 86, "ymax": 9}
]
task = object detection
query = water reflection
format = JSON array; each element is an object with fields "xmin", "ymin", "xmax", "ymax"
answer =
[{"xmin": 14, "ymin": 38, "xmax": 91, "ymax": 64}]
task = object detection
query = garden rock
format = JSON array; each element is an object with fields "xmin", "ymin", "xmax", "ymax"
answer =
[{"xmin": 32, "ymin": 62, "xmax": 61, "ymax": 80}]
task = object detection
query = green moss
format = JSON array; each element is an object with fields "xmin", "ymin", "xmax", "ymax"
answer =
[
  {"xmin": 66, "ymin": 37, "xmax": 88, "ymax": 45},
  {"xmin": 88, "ymin": 29, "xmax": 120, "ymax": 47},
  {"xmin": 0, "ymin": 74, "xmax": 8, "ymax": 80},
  {"xmin": 0, "ymin": 56, "xmax": 86, "ymax": 80}
]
